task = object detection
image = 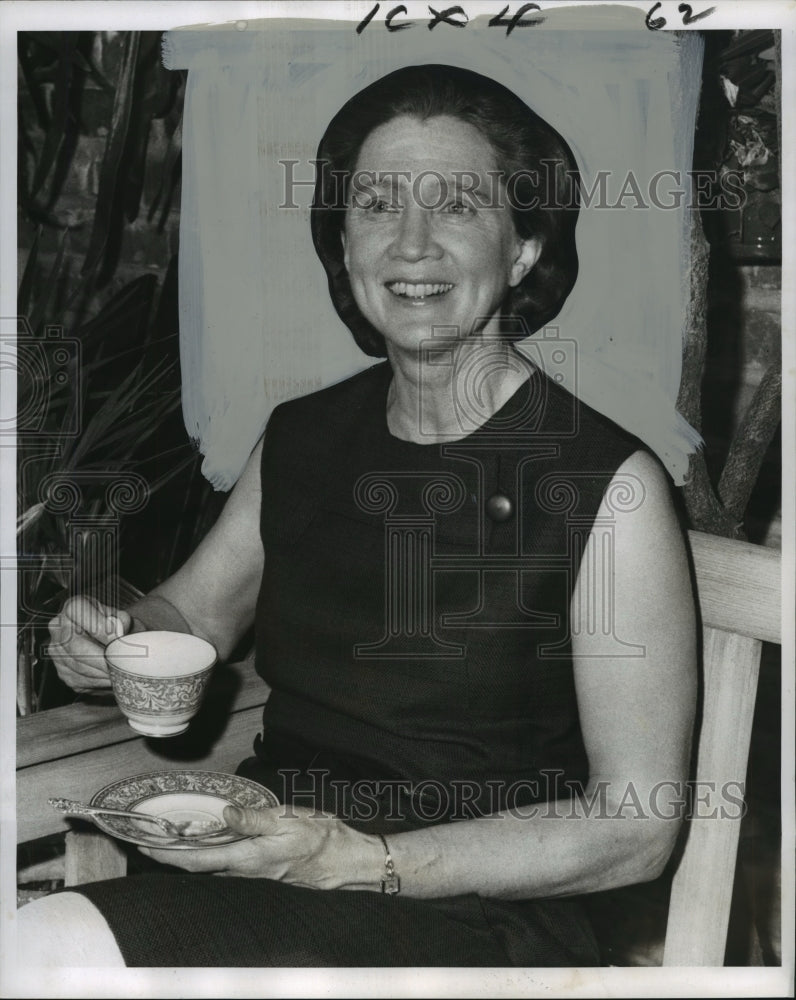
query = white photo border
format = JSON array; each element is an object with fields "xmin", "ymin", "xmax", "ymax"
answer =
[{"xmin": 1, "ymin": 2, "xmax": 793, "ymax": 997}]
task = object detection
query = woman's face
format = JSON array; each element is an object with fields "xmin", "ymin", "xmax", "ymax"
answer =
[{"xmin": 342, "ymin": 114, "xmax": 540, "ymax": 354}]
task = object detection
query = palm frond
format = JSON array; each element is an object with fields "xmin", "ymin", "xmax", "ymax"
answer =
[
  {"xmin": 17, "ymin": 503, "xmax": 45, "ymax": 536},
  {"xmin": 29, "ymin": 227, "xmax": 70, "ymax": 335},
  {"xmin": 17, "ymin": 226, "xmax": 41, "ymax": 317},
  {"xmin": 82, "ymin": 32, "xmax": 140, "ymax": 278}
]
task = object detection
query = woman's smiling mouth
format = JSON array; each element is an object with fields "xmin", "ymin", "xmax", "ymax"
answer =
[{"xmin": 386, "ymin": 281, "xmax": 455, "ymax": 300}]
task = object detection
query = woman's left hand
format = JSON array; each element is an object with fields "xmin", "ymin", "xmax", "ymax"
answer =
[{"xmin": 139, "ymin": 805, "xmax": 381, "ymax": 890}]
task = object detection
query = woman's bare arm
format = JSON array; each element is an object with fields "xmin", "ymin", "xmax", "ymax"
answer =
[
  {"xmin": 370, "ymin": 448, "xmax": 698, "ymax": 899},
  {"xmin": 127, "ymin": 436, "xmax": 265, "ymax": 661},
  {"xmin": 49, "ymin": 437, "xmax": 265, "ymax": 688},
  {"xmin": 364, "ymin": 449, "xmax": 698, "ymax": 899}
]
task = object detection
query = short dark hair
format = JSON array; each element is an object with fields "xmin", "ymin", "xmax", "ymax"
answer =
[{"xmin": 311, "ymin": 64, "xmax": 580, "ymax": 358}]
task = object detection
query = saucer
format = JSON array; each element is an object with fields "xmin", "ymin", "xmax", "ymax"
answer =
[{"xmin": 89, "ymin": 769, "xmax": 279, "ymax": 849}]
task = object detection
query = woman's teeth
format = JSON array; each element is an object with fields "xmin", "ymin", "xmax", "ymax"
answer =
[{"xmin": 387, "ymin": 282, "xmax": 453, "ymax": 298}]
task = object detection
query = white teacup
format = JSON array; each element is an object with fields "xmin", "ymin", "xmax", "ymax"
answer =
[{"xmin": 105, "ymin": 631, "xmax": 217, "ymax": 738}]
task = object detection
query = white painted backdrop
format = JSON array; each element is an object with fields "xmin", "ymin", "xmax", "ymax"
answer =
[{"xmin": 163, "ymin": 6, "xmax": 703, "ymax": 490}]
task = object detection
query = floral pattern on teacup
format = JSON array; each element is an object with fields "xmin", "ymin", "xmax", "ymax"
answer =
[{"xmin": 110, "ymin": 670, "xmax": 211, "ymax": 715}]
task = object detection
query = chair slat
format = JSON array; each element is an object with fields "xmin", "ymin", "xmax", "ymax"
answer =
[
  {"xmin": 687, "ymin": 531, "xmax": 781, "ymax": 644},
  {"xmin": 663, "ymin": 626, "xmax": 764, "ymax": 965},
  {"xmin": 65, "ymin": 829, "xmax": 128, "ymax": 886}
]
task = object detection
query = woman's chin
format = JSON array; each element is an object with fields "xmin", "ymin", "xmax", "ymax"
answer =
[{"xmin": 381, "ymin": 324, "xmax": 462, "ymax": 356}]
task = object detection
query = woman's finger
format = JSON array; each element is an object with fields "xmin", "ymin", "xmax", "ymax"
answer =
[
  {"xmin": 222, "ymin": 804, "xmax": 330, "ymax": 835},
  {"xmin": 47, "ymin": 633, "xmax": 112, "ymax": 685},
  {"xmin": 52, "ymin": 596, "xmax": 130, "ymax": 647},
  {"xmin": 49, "ymin": 662, "xmax": 110, "ymax": 690},
  {"xmin": 47, "ymin": 597, "xmax": 132, "ymax": 691},
  {"xmin": 47, "ymin": 631, "xmax": 110, "ymax": 667},
  {"xmin": 223, "ymin": 805, "xmax": 283, "ymax": 836},
  {"xmin": 138, "ymin": 845, "xmax": 238, "ymax": 873}
]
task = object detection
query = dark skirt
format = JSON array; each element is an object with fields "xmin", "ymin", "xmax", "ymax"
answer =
[{"xmin": 73, "ymin": 872, "xmax": 599, "ymax": 967}]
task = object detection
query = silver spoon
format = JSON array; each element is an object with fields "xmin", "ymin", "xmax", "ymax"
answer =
[{"xmin": 48, "ymin": 797, "xmax": 228, "ymax": 840}]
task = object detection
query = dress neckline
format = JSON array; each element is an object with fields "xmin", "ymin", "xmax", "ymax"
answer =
[{"xmin": 378, "ymin": 362, "xmax": 540, "ymax": 449}]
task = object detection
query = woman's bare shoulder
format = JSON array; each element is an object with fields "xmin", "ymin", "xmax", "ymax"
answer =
[{"xmin": 608, "ymin": 448, "xmax": 679, "ymax": 524}]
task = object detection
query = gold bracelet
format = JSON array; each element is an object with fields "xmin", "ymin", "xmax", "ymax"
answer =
[{"xmin": 378, "ymin": 833, "xmax": 400, "ymax": 894}]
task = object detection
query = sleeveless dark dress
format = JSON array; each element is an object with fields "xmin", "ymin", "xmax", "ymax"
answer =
[{"xmin": 73, "ymin": 360, "xmax": 641, "ymax": 967}]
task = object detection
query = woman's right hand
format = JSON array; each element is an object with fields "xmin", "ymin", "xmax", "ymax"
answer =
[{"xmin": 48, "ymin": 596, "xmax": 132, "ymax": 692}]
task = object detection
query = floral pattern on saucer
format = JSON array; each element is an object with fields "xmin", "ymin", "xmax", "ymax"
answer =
[{"xmin": 89, "ymin": 769, "xmax": 279, "ymax": 849}]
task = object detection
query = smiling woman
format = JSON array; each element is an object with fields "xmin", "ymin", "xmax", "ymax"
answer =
[
  {"xmin": 21, "ymin": 63, "xmax": 696, "ymax": 969},
  {"xmin": 342, "ymin": 116, "xmax": 540, "ymax": 354},
  {"xmin": 313, "ymin": 64, "xmax": 580, "ymax": 360},
  {"xmin": 341, "ymin": 114, "xmax": 543, "ymax": 443}
]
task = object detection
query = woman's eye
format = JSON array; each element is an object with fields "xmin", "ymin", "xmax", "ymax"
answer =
[
  {"xmin": 370, "ymin": 198, "xmax": 399, "ymax": 213},
  {"xmin": 442, "ymin": 200, "xmax": 472, "ymax": 216},
  {"xmin": 350, "ymin": 193, "xmax": 399, "ymax": 213}
]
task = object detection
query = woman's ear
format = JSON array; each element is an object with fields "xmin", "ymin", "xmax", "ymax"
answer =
[{"xmin": 509, "ymin": 238, "xmax": 542, "ymax": 287}]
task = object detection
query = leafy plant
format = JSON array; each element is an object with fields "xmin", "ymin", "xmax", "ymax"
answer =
[{"xmin": 16, "ymin": 31, "xmax": 211, "ymax": 714}]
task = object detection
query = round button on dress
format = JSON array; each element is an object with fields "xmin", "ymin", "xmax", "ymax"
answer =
[{"xmin": 485, "ymin": 493, "xmax": 514, "ymax": 522}]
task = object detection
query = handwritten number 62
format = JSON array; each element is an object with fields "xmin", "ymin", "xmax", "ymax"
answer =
[{"xmin": 646, "ymin": 2, "xmax": 716, "ymax": 31}]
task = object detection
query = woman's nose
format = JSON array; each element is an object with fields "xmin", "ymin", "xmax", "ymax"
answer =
[{"xmin": 390, "ymin": 205, "xmax": 442, "ymax": 262}]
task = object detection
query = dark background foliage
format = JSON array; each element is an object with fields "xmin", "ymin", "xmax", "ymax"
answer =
[{"xmin": 17, "ymin": 31, "xmax": 223, "ymax": 713}]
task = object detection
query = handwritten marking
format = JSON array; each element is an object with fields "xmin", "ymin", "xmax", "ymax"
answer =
[
  {"xmin": 386, "ymin": 4, "xmax": 414, "ymax": 30},
  {"xmin": 356, "ymin": 1, "xmax": 544, "ymax": 33},
  {"xmin": 646, "ymin": 1, "xmax": 716, "ymax": 31},
  {"xmin": 428, "ymin": 5, "xmax": 469, "ymax": 29},
  {"xmin": 356, "ymin": 3, "xmax": 380, "ymax": 34},
  {"xmin": 488, "ymin": 3, "xmax": 544, "ymax": 34},
  {"xmin": 678, "ymin": 2, "xmax": 717, "ymax": 25}
]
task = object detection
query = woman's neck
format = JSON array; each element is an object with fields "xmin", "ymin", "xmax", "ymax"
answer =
[{"xmin": 385, "ymin": 339, "xmax": 532, "ymax": 443}]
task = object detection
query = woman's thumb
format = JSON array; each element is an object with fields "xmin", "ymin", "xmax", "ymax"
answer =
[
  {"xmin": 224, "ymin": 805, "xmax": 279, "ymax": 835},
  {"xmin": 92, "ymin": 605, "xmax": 131, "ymax": 644},
  {"xmin": 108, "ymin": 609, "xmax": 133, "ymax": 639},
  {"xmin": 68, "ymin": 597, "xmax": 130, "ymax": 646}
]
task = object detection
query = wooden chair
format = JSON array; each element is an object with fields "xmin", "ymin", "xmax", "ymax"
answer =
[
  {"xmin": 16, "ymin": 530, "xmax": 782, "ymax": 964},
  {"xmin": 662, "ymin": 531, "xmax": 781, "ymax": 965}
]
